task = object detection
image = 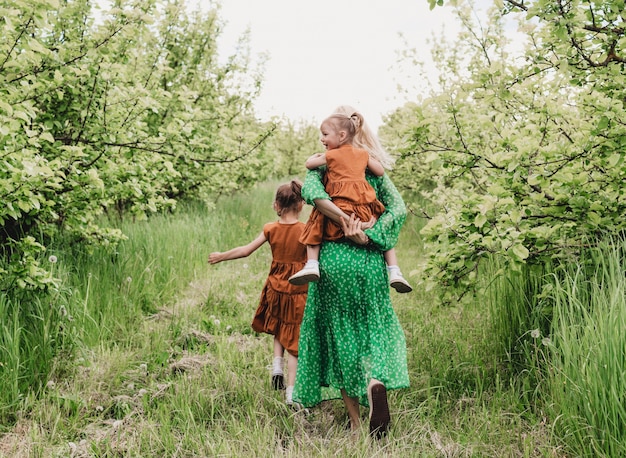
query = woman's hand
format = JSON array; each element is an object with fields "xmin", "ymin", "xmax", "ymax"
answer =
[{"xmin": 341, "ymin": 213, "xmax": 370, "ymax": 245}]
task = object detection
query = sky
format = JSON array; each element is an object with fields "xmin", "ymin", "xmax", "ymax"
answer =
[{"xmin": 210, "ymin": 0, "xmax": 475, "ymax": 129}]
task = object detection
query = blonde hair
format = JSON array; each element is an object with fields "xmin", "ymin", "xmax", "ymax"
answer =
[
  {"xmin": 321, "ymin": 112, "xmax": 364, "ymax": 146},
  {"xmin": 332, "ymin": 105, "xmax": 395, "ymax": 170}
]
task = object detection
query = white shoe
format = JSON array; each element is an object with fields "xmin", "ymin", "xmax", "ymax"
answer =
[
  {"xmin": 288, "ymin": 266, "xmax": 320, "ymax": 285},
  {"xmin": 389, "ymin": 272, "xmax": 412, "ymax": 293}
]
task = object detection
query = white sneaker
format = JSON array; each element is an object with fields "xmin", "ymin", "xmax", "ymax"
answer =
[
  {"xmin": 288, "ymin": 266, "xmax": 320, "ymax": 285},
  {"xmin": 389, "ymin": 271, "xmax": 413, "ymax": 293}
]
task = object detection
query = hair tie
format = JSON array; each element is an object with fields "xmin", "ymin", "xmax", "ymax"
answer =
[{"xmin": 350, "ymin": 113, "xmax": 361, "ymax": 128}]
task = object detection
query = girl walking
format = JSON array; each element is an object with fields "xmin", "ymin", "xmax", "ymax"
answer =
[{"xmin": 209, "ymin": 180, "xmax": 307, "ymax": 406}]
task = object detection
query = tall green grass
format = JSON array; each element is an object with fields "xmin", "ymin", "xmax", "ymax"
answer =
[
  {"xmin": 63, "ymin": 201, "xmax": 222, "ymax": 346},
  {"xmin": 486, "ymin": 238, "xmax": 626, "ymax": 457},
  {"xmin": 543, "ymin": 239, "xmax": 626, "ymax": 457},
  {"xmin": 1, "ymin": 180, "xmax": 565, "ymax": 456},
  {"xmin": 0, "ymin": 286, "xmax": 75, "ymax": 426}
]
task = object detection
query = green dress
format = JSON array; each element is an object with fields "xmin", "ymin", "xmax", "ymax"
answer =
[{"xmin": 293, "ymin": 168, "xmax": 410, "ymax": 407}]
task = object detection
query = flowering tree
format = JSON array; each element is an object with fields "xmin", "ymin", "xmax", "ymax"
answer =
[
  {"xmin": 392, "ymin": 0, "xmax": 626, "ymax": 299},
  {"xmin": 0, "ymin": 0, "xmax": 270, "ymax": 291}
]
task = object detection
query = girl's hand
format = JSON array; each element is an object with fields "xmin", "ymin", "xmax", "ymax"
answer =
[
  {"xmin": 341, "ymin": 213, "xmax": 369, "ymax": 245},
  {"xmin": 208, "ymin": 252, "xmax": 222, "ymax": 264}
]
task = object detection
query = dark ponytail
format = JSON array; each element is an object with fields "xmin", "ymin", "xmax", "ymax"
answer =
[{"xmin": 275, "ymin": 179, "xmax": 304, "ymax": 214}]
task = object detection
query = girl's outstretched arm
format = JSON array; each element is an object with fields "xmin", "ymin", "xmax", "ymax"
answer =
[{"xmin": 208, "ymin": 232, "xmax": 267, "ymax": 264}]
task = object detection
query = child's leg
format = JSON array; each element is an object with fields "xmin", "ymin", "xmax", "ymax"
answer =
[
  {"xmin": 271, "ymin": 337, "xmax": 285, "ymax": 390},
  {"xmin": 306, "ymin": 244, "xmax": 320, "ymax": 262},
  {"xmin": 288, "ymin": 245, "xmax": 321, "ymax": 285},
  {"xmin": 384, "ymin": 249, "xmax": 398, "ymax": 267},
  {"xmin": 385, "ymin": 248, "xmax": 413, "ymax": 293},
  {"xmin": 284, "ymin": 351, "xmax": 298, "ymax": 405}
]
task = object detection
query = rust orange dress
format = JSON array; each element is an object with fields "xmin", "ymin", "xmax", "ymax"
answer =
[
  {"xmin": 251, "ymin": 221, "xmax": 308, "ymax": 356},
  {"xmin": 300, "ymin": 144, "xmax": 386, "ymax": 246}
]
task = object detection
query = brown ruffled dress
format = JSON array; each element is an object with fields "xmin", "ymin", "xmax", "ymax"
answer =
[
  {"xmin": 300, "ymin": 144, "xmax": 386, "ymax": 246},
  {"xmin": 251, "ymin": 221, "xmax": 308, "ymax": 356}
]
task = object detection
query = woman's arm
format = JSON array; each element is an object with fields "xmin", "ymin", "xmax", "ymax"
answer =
[
  {"xmin": 314, "ymin": 199, "xmax": 350, "ymax": 225},
  {"xmin": 363, "ymin": 173, "xmax": 407, "ymax": 251},
  {"xmin": 208, "ymin": 231, "xmax": 267, "ymax": 264},
  {"xmin": 301, "ymin": 168, "xmax": 349, "ymax": 225},
  {"xmin": 301, "ymin": 168, "xmax": 407, "ymax": 251},
  {"xmin": 339, "ymin": 175, "xmax": 407, "ymax": 250}
]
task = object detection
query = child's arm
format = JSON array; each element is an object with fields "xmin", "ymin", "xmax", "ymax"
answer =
[
  {"xmin": 208, "ymin": 231, "xmax": 267, "ymax": 264},
  {"xmin": 305, "ymin": 153, "xmax": 327, "ymax": 170},
  {"xmin": 367, "ymin": 157, "xmax": 385, "ymax": 177}
]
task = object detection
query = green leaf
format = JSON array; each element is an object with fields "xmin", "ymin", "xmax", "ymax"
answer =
[
  {"xmin": 474, "ymin": 213, "xmax": 487, "ymax": 228},
  {"xmin": 510, "ymin": 243, "xmax": 529, "ymax": 261},
  {"xmin": 597, "ymin": 115, "xmax": 609, "ymax": 131}
]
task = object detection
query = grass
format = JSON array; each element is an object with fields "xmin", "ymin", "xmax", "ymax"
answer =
[
  {"xmin": 0, "ymin": 180, "xmax": 567, "ymax": 456},
  {"xmin": 542, "ymin": 240, "xmax": 626, "ymax": 457}
]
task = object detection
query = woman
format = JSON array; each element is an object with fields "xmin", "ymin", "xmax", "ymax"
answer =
[{"xmin": 292, "ymin": 113, "xmax": 410, "ymax": 439}]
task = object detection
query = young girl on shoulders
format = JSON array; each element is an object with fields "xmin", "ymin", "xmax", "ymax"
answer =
[
  {"xmin": 209, "ymin": 180, "xmax": 308, "ymax": 406},
  {"xmin": 288, "ymin": 110, "xmax": 412, "ymax": 293}
]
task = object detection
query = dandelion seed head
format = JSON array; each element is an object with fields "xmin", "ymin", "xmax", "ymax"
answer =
[
  {"xmin": 226, "ymin": 325, "xmax": 232, "ymax": 331},
  {"xmin": 138, "ymin": 389, "xmax": 148, "ymax": 396},
  {"xmin": 542, "ymin": 337, "xmax": 551, "ymax": 346},
  {"xmin": 243, "ymin": 263, "xmax": 248, "ymax": 269},
  {"xmin": 48, "ymin": 255, "xmax": 57, "ymax": 263},
  {"xmin": 530, "ymin": 329, "xmax": 540, "ymax": 339},
  {"xmin": 46, "ymin": 380, "xmax": 55, "ymax": 389},
  {"xmin": 139, "ymin": 363, "xmax": 147, "ymax": 372},
  {"xmin": 213, "ymin": 319, "xmax": 221, "ymax": 327},
  {"xmin": 126, "ymin": 276, "xmax": 132, "ymax": 283},
  {"xmin": 95, "ymin": 405, "xmax": 104, "ymax": 412}
]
